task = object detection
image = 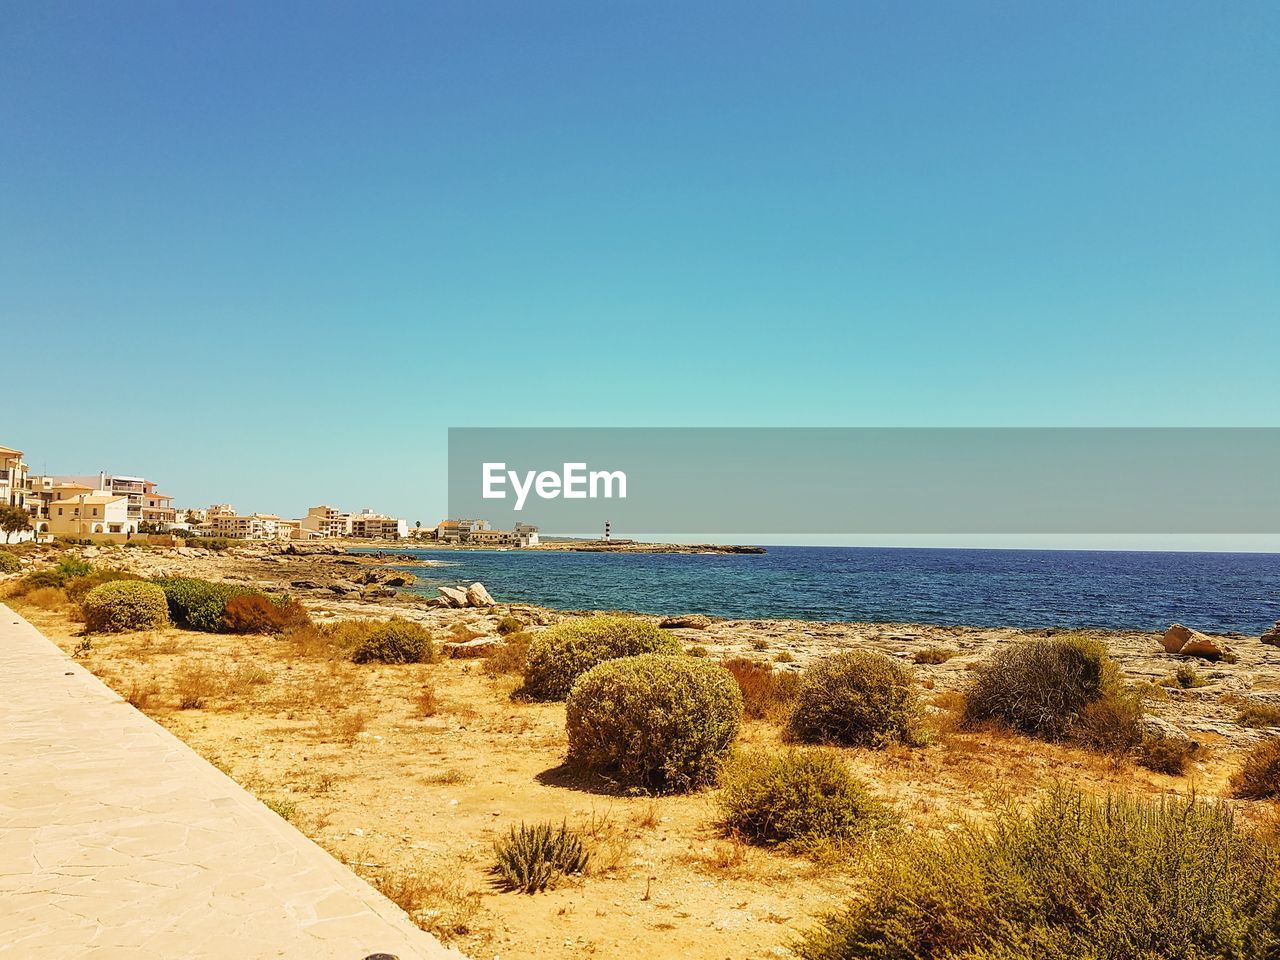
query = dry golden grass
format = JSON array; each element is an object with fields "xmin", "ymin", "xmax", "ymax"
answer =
[
  {"xmin": 173, "ymin": 660, "xmax": 220, "ymax": 710},
  {"xmin": 24, "ymin": 586, "xmax": 69, "ymax": 611},
  {"xmin": 7, "ymin": 590, "xmax": 1249, "ymax": 960},
  {"xmin": 416, "ymin": 682, "xmax": 439, "ymax": 717},
  {"xmin": 368, "ymin": 858, "xmax": 483, "ymax": 942}
]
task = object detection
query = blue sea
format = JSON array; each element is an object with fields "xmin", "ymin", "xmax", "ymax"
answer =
[{"xmin": 357, "ymin": 546, "xmax": 1280, "ymax": 635}]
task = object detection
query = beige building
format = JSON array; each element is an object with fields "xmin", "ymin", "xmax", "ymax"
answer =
[
  {"xmin": 141, "ymin": 484, "xmax": 177, "ymax": 526},
  {"xmin": 436, "ymin": 519, "xmax": 538, "ymax": 547},
  {"xmin": 207, "ymin": 512, "xmax": 295, "ymax": 541},
  {"xmin": 1, "ymin": 444, "xmax": 30, "ymax": 512},
  {"xmin": 300, "ymin": 505, "xmax": 407, "ymax": 540},
  {"xmin": 54, "ymin": 472, "xmax": 175, "ymax": 526},
  {"xmin": 300, "ymin": 505, "xmax": 350, "ymax": 539},
  {"xmin": 46, "ymin": 494, "xmax": 137, "ymax": 539}
]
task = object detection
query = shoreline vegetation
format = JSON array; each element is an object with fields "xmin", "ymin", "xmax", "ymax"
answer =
[{"xmin": 5, "ymin": 538, "xmax": 1280, "ymax": 959}]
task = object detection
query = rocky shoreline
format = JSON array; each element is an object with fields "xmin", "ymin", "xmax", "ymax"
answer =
[{"xmin": 21, "ymin": 541, "xmax": 1280, "ymax": 754}]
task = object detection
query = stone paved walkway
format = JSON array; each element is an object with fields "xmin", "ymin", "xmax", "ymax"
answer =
[{"xmin": 0, "ymin": 603, "xmax": 461, "ymax": 959}]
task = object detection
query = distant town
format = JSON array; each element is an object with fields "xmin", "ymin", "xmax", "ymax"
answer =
[{"xmin": 0, "ymin": 441, "xmax": 538, "ymax": 546}]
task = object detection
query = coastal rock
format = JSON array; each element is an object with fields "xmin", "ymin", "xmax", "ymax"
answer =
[
  {"xmin": 1162, "ymin": 623, "xmax": 1229, "ymax": 660},
  {"xmin": 1262, "ymin": 621, "xmax": 1280, "ymax": 647},
  {"xmin": 438, "ymin": 586, "xmax": 468, "ymax": 608},
  {"xmin": 660, "ymin": 614, "xmax": 713, "ymax": 630},
  {"xmin": 442, "ymin": 637, "xmax": 503, "ymax": 659},
  {"xmin": 328, "ymin": 582, "xmax": 359, "ymax": 595},
  {"xmin": 465, "ymin": 582, "xmax": 495, "ymax": 607},
  {"xmin": 290, "ymin": 580, "xmax": 322, "ymax": 590},
  {"xmin": 1139, "ymin": 715, "xmax": 1199, "ymax": 752},
  {"xmin": 384, "ymin": 573, "xmax": 416, "ymax": 588}
]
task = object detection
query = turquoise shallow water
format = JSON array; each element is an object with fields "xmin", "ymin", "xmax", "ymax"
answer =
[{"xmin": 351, "ymin": 546, "xmax": 1280, "ymax": 634}]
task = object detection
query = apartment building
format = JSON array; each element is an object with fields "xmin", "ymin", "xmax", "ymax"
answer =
[
  {"xmin": 0, "ymin": 445, "xmax": 30, "ymax": 511},
  {"xmin": 141, "ymin": 483, "xmax": 177, "ymax": 526},
  {"xmin": 350, "ymin": 509, "xmax": 408, "ymax": 539},
  {"xmin": 54, "ymin": 472, "xmax": 176, "ymax": 526},
  {"xmin": 300, "ymin": 505, "xmax": 351, "ymax": 539},
  {"xmin": 435, "ymin": 518, "xmax": 490, "ymax": 543},
  {"xmin": 207, "ymin": 512, "xmax": 294, "ymax": 540},
  {"xmin": 435, "ymin": 519, "xmax": 539, "ymax": 547},
  {"xmin": 299, "ymin": 505, "xmax": 407, "ymax": 539},
  {"xmin": 45, "ymin": 494, "xmax": 137, "ymax": 538}
]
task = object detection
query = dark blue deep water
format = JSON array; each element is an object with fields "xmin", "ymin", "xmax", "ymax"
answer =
[{"xmin": 359, "ymin": 547, "xmax": 1280, "ymax": 634}]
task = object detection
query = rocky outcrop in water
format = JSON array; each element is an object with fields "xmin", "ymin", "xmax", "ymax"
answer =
[{"xmin": 1262, "ymin": 621, "xmax": 1280, "ymax": 647}]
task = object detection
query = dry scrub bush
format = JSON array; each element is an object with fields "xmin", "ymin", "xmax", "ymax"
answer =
[
  {"xmin": 482, "ymin": 630, "xmax": 532, "ymax": 676},
  {"xmin": 795, "ymin": 788, "xmax": 1280, "ymax": 960},
  {"xmin": 1233, "ymin": 738, "xmax": 1280, "ymax": 800},
  {"xmin": 521, "ymin": 615, "xmax": 681, "ymax": 701},
  {"xmin": 124, "ymin": 674, "xmax": 158, "ymax": 710},
  {"xmin": 221, "ymin": 594, "xmax": 311, "ymax": 634},
  {"xmin": 82, "ymin": 581, "xmax": 169, "ymax": 633},
  {"xmin": 350, "ymin": 618, "xmax": 436, "ymax": 664},
  {"xmin": 788, "ymin": 651, "xmax": 926, "ymax": 748},
  {"xmin": 963, "ymin": 634, "xmax": 1122, "ymax": 741},
  {"xmin": 913, "ymin": 646, "xmax": 957, "ymax": 664},
  {"xmin": 23, "ymin": 586, "xmax": 68, "ymax": 610},
  {"xmin": 371, "ymin": 859, "xmax": 481, "ymax": 942},
  {"xmin": 173, "ymin": 660, "xmax": 220, "ymax": 709},
  {"xmin": 718, "ymin": 750, "xmax": 886, "ymax": 849},
  {"xmin": 1138, "ymin": 735, "xmax": 1197, "ymax": 775},
  {"xmin": 492, "ymin": 821, "xmax": 589, "ymax": 893},
  {"xmin": 0, "ymin": 550, "xmax": 20, "ymax": 574},
  {"xmin": 1238, "ymin": 702, "xmax": 1280, "ymax": 729},
  {"xmin": 495, "ymin": 615, "xmax": 524, "ymax": 635},
  {"xmin": 566, "ymin": 654, "xmax": 743, "ymax": 792},
  {"xmin": 416, "ymin": 682, "xmax": 439, "ymax": 717},
  {"xmin": 722, "ymin": 657, "xmax": 803, "ymax": 723}
]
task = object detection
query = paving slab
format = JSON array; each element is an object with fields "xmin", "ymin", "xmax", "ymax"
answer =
[{"xmin": 0, "ymin": 603, "xmax": 461, "ymax": 960}]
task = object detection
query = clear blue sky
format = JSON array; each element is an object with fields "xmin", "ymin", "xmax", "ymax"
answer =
[{"xmin": 2, "ymin": 2, "xmax": 1276, "ymax": 534}]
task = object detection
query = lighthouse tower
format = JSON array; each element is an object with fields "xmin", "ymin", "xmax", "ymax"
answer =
[{"xmin": 603, "ymin": 521, "xmax": 611, "ymax": 542}]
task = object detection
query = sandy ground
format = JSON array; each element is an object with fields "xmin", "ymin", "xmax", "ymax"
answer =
[{"xmin": 6, "ymin": 543, "xmax": 1280, "ymax": 959}]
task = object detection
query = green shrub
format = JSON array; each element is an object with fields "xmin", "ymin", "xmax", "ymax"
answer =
[
  {"xmin": 64, "ymin": 569, "xmax": 142, "ymax": 605},
  {"xmin": 1232, "ymin": 738, "xmax": 1280, "ymax": 800},
  {"xmin": 0, "ymin": 551, "xmax": 19, "ymax": 574},
  {"xmin": 495, "ymin": 615, "xmax": 525, "ymax": 636},
  {"xmin": 566, "ymin": 654, "xmax": 742, "ymax": 791},
  {"xmin": 221, "ymin": 594, "xmax": 312, "ymax": 634},
  {"xmin": 16, "ymin": 555, "xmax": 93, "ymax": 592},
  {"xmin": 82, "ymin": 581, "xmax": 169, "ymax": 633},
  {"xmin": 718, "ymin": 750, "xmax": 886, "ymax": 849},
  {"xmin": 154, "ymin": 577, "xmax": 256, "ymax": 632},
  {"xmin": 521, "ymin": 615, "xmax": 681, "ymax": 701},
  {"xmin": 56, "ymin": 556, "xmax": 92, "ymax": 579},
  {"xmin": 787, "ymin": 651, "xmax": 926, "ymax": 748},
  {"xmin": 963, "ymin": 634, "xmax": 1122, "ymax": 741},
  {"xmin": 492, "ymin": 821, "xmax": 589, "ymax": 893},
  {"xmin": 181, "ymin": 536, "xmax": 230, "ymax": 551},
  {"xmin": 17, "ymin": 569, "xmax": 64, "ymax": 593},
  {"xmin": 350, "ymin": 618, "xmax": 436, "ymax": 664},
  {"xmin": 795, "ymin": 788, "xmax": 1280, "ymax": 960}
]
